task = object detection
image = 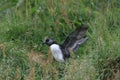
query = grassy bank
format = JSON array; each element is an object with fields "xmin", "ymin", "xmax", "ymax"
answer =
[{"xmin": 0, "ymin": 0, "xmax": 120, "ymax": 80}]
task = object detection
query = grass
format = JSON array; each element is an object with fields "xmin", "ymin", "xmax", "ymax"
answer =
[{"xmin": 0, "ymin": 0, "xmax": 120, "ymax": 80}]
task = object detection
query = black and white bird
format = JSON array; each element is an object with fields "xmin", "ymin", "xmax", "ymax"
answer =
[{"xmin": 43, "ymin": 24, "xmax": 89, "ymax": 63}]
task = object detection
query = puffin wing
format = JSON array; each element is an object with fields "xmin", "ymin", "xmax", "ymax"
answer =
[{"xmin": 61, "ymin": 24, "xmax": 89, "ymax": 52}]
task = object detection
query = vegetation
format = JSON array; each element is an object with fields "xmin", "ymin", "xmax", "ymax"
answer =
[{"xmin": 0, "ymin": 0, "xmax": 120, "ymax": 80}]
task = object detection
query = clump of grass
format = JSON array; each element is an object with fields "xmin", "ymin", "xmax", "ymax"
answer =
[
  {"xmin": 98, "ymin": 57, "xmax": 120, "ymax": 80},
  {"xmin": 0, "ymin": 0, "xmax": 120, "ymax": 80}
]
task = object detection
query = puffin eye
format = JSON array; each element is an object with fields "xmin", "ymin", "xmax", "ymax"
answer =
[{"xmin": 46, "ymin": 39, "xmax": 49, "ymax": 42}]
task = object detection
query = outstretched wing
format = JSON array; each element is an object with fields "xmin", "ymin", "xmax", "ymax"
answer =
[{"xmin": 61, "ymin": 24, "xmax": 89, "ymax": 52}]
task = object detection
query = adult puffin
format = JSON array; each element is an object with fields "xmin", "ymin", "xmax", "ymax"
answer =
[{"xmin": 43, "ymin": 24, "xmax": 89, "ymax": 63}]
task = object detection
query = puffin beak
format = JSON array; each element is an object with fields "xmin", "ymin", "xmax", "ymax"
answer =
[
  {"xmin": 42, "ymin": 40, "xmax": 46, "ymax": 45},
  {"xmin": 42, "ymin": 37, "xmax": 48, "ymax": 45}
]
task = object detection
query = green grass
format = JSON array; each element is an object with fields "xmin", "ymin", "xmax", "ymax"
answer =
[{"xmin": 0, "ymin": 0, "xmax": 120, "ymax": 80}]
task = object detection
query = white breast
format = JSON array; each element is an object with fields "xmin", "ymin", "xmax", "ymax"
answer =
[{"xmin": 50, "ymin": 44, "xmax": 65, "ymax": 63}]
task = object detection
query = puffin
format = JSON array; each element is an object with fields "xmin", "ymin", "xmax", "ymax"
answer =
[{"xmin": 43, "ymin": 24, "xmax": 89, "ymax": 63}]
